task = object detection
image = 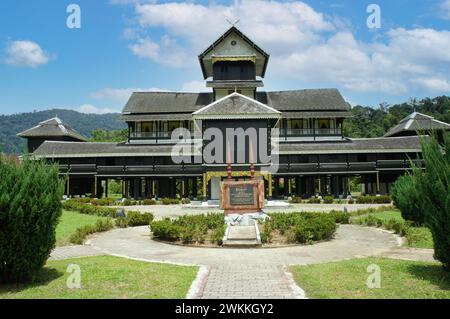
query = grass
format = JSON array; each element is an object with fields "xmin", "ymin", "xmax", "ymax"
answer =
[
  {"xmin": 351, "ymin": 209, "xmax": 433, "ymax": 249},
  {"xmin": 0, "ymin": 256, "xmax": 198, "ymax": 299},
  {"xmin": 291, "ymin": 257, "xmax": 450, "ymax": 299},
  {"xmin": 56, "ymin": 210, "xmax": 108, "ymax": 246}
]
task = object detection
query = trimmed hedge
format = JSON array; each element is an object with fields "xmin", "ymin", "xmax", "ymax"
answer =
[
  {"xmin": 126, "ymin": 211, "xmax": 154, "ymax": 227},
  {"xmin": 62, "ymin": 200, "xmax": 116, "ymax": 217},
  {"xmin": 150, "ymin": 213, "xmax": 224, "ymax": 244},
  {"xmin": 0, "ymin": 158, "xmax": 64, "ymax": 283},
  {"xmin": 261, "ymin": 212, "xmax": 340, "ymax": 244},
  {"xmin": 356, "ymin": 195, "xmax": 392, "ymax": 204},
  {"xmin": 69, "ymin": 219, "xmax": 115, "ymax": 244}
]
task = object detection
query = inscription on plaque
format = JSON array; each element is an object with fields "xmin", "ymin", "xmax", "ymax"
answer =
[{"xmin": 230, "ymin": 185, "xmax": 255, "ymax": 206}]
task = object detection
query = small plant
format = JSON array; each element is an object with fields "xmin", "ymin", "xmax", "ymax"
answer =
[
  {"xmin": 126, "ymin": 211, "xmax": 154, "ymax": 227},
  {"xmin": 69, "ymin": 219, "xmax": 114, "ymax": 244},
  {"xmin": 181, "ymin": 198, "xmax": 191, "ymax": 204},
  {"xmin": 307, "ymin": 197, "xmax": 321, "ymax": 204},
  {"xmin": 323, "ymin": 196, "xmax": 334, "ymax": 204},
  {"xmin": 142, "ymin": 199, "xmax": 157, "ymax": 205},
  {"xmin": 115, "ymin": 217, "xmax": 128, "ymax": 228}
]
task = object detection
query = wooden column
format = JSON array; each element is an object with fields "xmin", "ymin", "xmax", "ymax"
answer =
[
  {"xmin": 66, "ymin": 175, "xmax": 70, "ymax": 197},
  {"xmin": 268, "ymin": 174, "xmax": 273, "ymax": 199},
  {"xmin": 202, "ymin": 173, "xmax": 207, "ymax": 201},
  {"xmin": 376, "ymin": 172, "xmax": 380, "ymax": 194}
]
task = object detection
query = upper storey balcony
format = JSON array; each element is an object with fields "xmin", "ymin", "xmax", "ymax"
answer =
[
  {"xmin": 128, "ymin": 120, "xmax": 196, "ymax": 144},
  {"xmin": 277, "ymin": 118, "xmax": 344, "ymax": 142}
]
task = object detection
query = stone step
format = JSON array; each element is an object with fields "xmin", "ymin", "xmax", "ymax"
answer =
[
  {"xmin": 227, "ymin": 226, "xmax": 256, "ymax": 240},
  {"xmin": 223, "ymin": 239, "xmax": 260, "ymax": 247}
]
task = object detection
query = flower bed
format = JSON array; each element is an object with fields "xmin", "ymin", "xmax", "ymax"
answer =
[
  {"xmin": 150, "ymin": 213, "xmax": 226, "ymax": 246},
  {"xmin": 150, "ymin": 211, "xmax": 348, "ymax": 247}
]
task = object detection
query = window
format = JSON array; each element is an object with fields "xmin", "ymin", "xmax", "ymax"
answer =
[
  {"xmin": 141, "ymin": 122, "xmax": 154, "ymax": 133},
  {"xmin": 168, "ymin": 121, "xmax": 181, "ymax": 132}
]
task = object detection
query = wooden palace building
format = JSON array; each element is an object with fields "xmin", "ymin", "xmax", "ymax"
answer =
[{"xmin": 18, "ymin": 27, "xmax": 450, "ymax": 201}]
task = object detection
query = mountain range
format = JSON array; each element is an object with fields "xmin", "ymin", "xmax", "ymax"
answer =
[
  {"xmin": 1, "ymin": 95, "xmax": 449, "ymax": 154},
  {"xmin": 0, "ymin": 109, "xmax": 126, "ymax": 154}
]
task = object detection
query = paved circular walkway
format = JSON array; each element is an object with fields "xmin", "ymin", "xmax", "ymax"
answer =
[
  {"xmin": 85, "ymin": 225, "xmax": 400, "ymax": 266},
  {"xmin": 50, "ymin": 225, "xmax": 435, "ymax": 299}
]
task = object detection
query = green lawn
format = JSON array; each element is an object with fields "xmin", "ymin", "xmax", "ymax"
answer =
[
  {"xmin": 352, "ymin": 209, "xmax": 433, "ymax": 249},
  {"xmin": 291, "ymin": 257, "xmax": 450, "ymax": 299},
  {"xmin": 56, "ymin": 211, "xmax": 108, "ymax": 246},
  {"xmin": 0, "ymin": 256, "xmax": 198, "ymax": 299}
]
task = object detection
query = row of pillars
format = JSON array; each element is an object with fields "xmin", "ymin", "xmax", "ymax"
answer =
[
  {"xmin": 65, "ymin": 172, "xmax": 383, "ymax": 199},
  {"xmin": 271, "ymin": 175, "xmax": 351, "ymax": 198}
]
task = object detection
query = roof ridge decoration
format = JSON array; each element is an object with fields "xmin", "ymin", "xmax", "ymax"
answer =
[
  {"xmin": 384, "ymin": 111, "xmax": 450, "ymax": 137},
  {"xmin": 17, "ymin": 117, "xmax": 88, "ymax": 141},
  {"xmin": 198, "ymin": 26, "xmax": 270, "ymax": 79},
  {"xmin": 193, "ymin": 92, "xmax": 281, "ymax": 120}
]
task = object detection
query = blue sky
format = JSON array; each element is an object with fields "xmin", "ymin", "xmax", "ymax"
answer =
[{"xmin": 0, "ymin": 0, "xmax": 449, "ymax": 115}]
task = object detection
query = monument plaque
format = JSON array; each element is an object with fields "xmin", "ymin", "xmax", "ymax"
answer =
[
  {"xmin": 221, "ymin": 180, "xmax": 264, "ymax": 215},
  {"xmin": 230, "ymin": 184, "xmax": 255, "ymax": 206}
]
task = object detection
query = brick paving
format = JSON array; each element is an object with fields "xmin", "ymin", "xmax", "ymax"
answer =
[{"xmin": 200, "ymin": 265, "xmax": 296, "ymax": 299}]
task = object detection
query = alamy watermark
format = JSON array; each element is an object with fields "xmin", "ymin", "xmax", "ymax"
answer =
[
  {"xmin": 170, "ymin": 127, "xmax": 280, "ymax": 174},
  {"xmin": 66, "ymin": 263, "xmax": 81, "ymax": 289},
  {"xmin": 367, "ymin": 4, "xmax": 381, "ymax": 29},
  {"xmin": 366, "ymin": 264, "xmax": 381, "ymax": 289},
  {"xmin": 66, "ymin": 4, "xmax": 81, "ymax": 29}
]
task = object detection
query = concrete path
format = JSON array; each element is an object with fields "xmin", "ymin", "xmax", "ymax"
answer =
[
  {"xmin": 50, "ymin": 224, "xmax": 411, "ymax": 299},
  {"xmin": 117, "ymin": 203, "xmax": 392, "ymax": 220}
]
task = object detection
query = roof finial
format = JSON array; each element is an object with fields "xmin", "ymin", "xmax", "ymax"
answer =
[{"xmin": 226, "ymin": 18, "xmax": 240, "ymax": 27}]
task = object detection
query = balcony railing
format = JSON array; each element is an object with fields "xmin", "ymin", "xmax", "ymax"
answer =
[
  {"xmin": 130, "ymin": 131, "xmax": 194, "ymax": 140},
  {"xmin": 281, "ymin": 128, "xmax": 342, "ymax": 140}
]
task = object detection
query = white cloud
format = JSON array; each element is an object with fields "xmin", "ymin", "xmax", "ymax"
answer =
[
  {"xmin": 412, "ymin": 77, "xmax": 450, "ymax": 92},
  {"xmin": 4, "ymin": 40, "xmax": 50, "ymax": 68},
  {"xmin": 441, "ymin": 0, "xmax": 450, "ymax": 19},
  {"xmin": 181, "ymin": 81, "xmax": 208, "ymax": 92},
  {"xmin": 121, "ymin": 1, "xmax": 450, "ymax": 96},
  {"xmin": 90, "ymin": 87, "xmax": 170, "ymax": 103},
  {"xmin": 77, "ymin": 104, "xmax": 120, "ymax": 114},
  {"xmin": 128, "ymin": 35, "xmax": 190, "ymax": 67}
]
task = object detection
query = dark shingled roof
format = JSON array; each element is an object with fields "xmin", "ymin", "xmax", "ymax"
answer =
[
  {"xmin": 33, "ymin": 136, "xmax": 422, "ymax": 158},
  {"xmin": 123, "ymin": 92, "xmax": 213, "ymax": 114},
  {"xmin": 193, "ymin": 93, "xmax": 280, "ymax": 119},
  {"xmin": 384, "ymin": 112, "xmax": 450, "ymax": 137},
  {"xmin": 17, "ymin": 117, "xmax": 87, "ymax": 142},
  {"xmin": 122, "ymin": 89, "xmax": 350, "ymax": 115},
  {"xmin": 33, "ymin": 141, "xmax": 180, "ymax": 158},
  {"xmin": 280, "ymin": 136, "xmax": 423, "ymax": 154}
]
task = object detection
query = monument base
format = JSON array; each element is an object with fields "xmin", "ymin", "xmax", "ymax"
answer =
[{"xmin": 220, "ymin": 180, "xmax": 265, "ymax": 215}]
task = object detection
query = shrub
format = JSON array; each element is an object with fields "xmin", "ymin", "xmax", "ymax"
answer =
[
  {"xmin": 288, "ymin": 197, "xmax": 303, "ymax": 204},
  {"xmin": 126, "ymin": 211, "xmax": 154, "ymax": 227},
  {"xmin": 356, "ymin": 195, "xmax": 392, "ymax": 204},
  {"xmin": 294, "ymin": 215, "xmax": 336, "ymax": 244},
  {"xmin": 307, "ymin": 197, "xmax": 321, "ymax": 204},
  {"xmin": 328, "ymin": 211, "xmax": 351, "ymax": 224},
  {"xmin": 323, "ymin": 196, "xmax": 334, "ymax": 204},
  {"xmin": 62, "ymin": 200, "xmax": 116, "ymax": 218},
  {"xmin": 150, "ymin": 219, "xmax": 181, "ymax": 241},
  {"xmin": 264, "ymin": 212, "xmax": 337, "ymax": 244},
  {"xmin": 91, "ymin": 198, "xmax": 116, "ymax": 206},
  {"xmin": 212, "ymin": 225, "xmax": 226, "ymax": 245},
  {"xmin": 142, "ymin": 199, "xmax": 157, "ymax": 205},
  {"xmin": 69, "ymin": 219, "xmax": 114, "ymax": 244},
  {"xmin": 392, "ymin": 173, "xmax": 425, "ymax": 225},
  {"xmin": 161, "ymin": 198, "xmax": 180, "ymax": 205},
  {"xmin": 0, "ymin": 158, "xmax": 64, "ymax": 283},
  {"xmin": 418, "ymin": 134, "xmax": 450, "ymax": 270},
  {"xmin": 115, "ymin": 217, "xmax": 128, "ymax": 228},
  {"xmin": 181, "ymin": 198, "xmax": 191, "ymax": 204},
  {"xmin": 348, "ymin": 198, "xmax": 355, "ymax": 204}
]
